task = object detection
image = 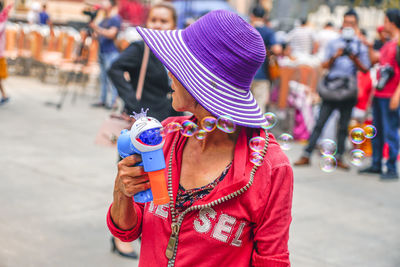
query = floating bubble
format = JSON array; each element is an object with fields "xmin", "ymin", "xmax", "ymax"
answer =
[
  {"xmin": 320, "ymin": 155, "xmax": 337, "ymax": 173},
  {"xmin": 165, "ymin": 122, "xmax": 182, "ymax": 134},
  {"xmin": 195, "ymin": 129, "xmax": 207, "ymax": 140},
  {"xmin": 159, "ymin": 127, "xmax": 166, "ymax": 138},
  {"xmin": 350, "ymin": 149, "xmax": 365, "ymax": 167},
  {"xmin": 200, "ymin": 116, "xmax": 217, "ymax": 132},
  {"xmin": 249, "ymin": 136, "xmax": 266, "ymax": 152},
  {"xmin": 363, "ymin": 125, "xmax": 377, "ymax": 139},
  {"xmin": 261, "ymin": 112, "xmax": 278, "ymax": 130},
  {"xmin": 217, "ymin": 115, "xmax": 236, "ymax": 133},
  {"xmin": 278, "ymin": 133, "xmax": 293, "ymax": 151},
  {"xmin": 180, "ymin": 120, "xmax": 198, "ymax": 137},
  {"xmin": 350, "ymin": 127, "xmax": 366, "ymax": 145},
  {"xmin": 320, "ymin": 139, "xmax": 337, "ymax": 156},
  {"xmin": 249, "ymin": 151, "xmax": 263, "ymax": 166}
]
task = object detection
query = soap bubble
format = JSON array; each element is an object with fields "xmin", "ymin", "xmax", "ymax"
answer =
[
  {"xmin": 350, "ymin": 149, "xmax": 365, "ymax": 166},
  {"xmin": 249, "ymin": 151, "xmax": 263, "ymax": 166},
  {"xmin": 278, "ymin": 133, "xmax": 293, "ymax": 151},
  {"xmin": 261, "ymin": 112, "xmax": 278, "ymax": 130},
  {"xmin": 363, "ymin": 125, "xmax": 377, "ymax": 139},
  {"xmin": 180, "ymin": 120, "xmax": 198, "ymax": 137},
  {"xmin": 217, "ymin": 115, "xmax": 236, "ymax": 133},
  {"xmin": 159, "ymin": 127, "xmax": 166, "ymax": 138},
  {"xmin": 195, "ymin": 129, "xmax": 207, "ymax": 140},
  {"xmin": 249, "ymin": 136, "xmax": 266, "ymax": 152},
  {"xmin": 320, "ymin": 155, "xmax": 337, "ymax": 173},
  {"xmin": 350, "ymin": 127, "xmax": 366, "ymax": 145},
  {"xmin": 165, "ymin": 122, "xmax": 182, "ymax": 134},
  {"xmin": 200, "ymin": 116, "xmax": 217, "ymax": 132},
  {"xmin": 320, "ymin": 139, "xmax": 337, "ymax": 156}
]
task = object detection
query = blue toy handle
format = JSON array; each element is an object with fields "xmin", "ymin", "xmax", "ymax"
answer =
[
  {"xmin": 134, "ymin": 189, "xmax": 153, "ymax": 203},
  {"xmin": 132, "ymin": 161, "xmax": 153, "ymax": 203}
]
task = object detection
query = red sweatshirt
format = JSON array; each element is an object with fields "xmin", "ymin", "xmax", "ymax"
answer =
[{"xmin": 107, "ymin": 116, "xmax": 293, "ymax": 267}]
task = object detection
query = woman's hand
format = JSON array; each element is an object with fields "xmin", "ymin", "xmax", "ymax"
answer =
[
  {"xmin": 115, "ymin": 154, "xmax": 150, "ymax": 198},
  {"xmin": 390, "ymin": 92, "xmax": 400, "ymax": 111}
]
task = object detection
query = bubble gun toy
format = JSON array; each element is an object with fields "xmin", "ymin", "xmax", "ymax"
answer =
[{"xmin": 117, "ymin": 110, "xmax": 169, "ymax": 205}]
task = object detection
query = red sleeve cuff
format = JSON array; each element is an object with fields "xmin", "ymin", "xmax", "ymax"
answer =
[
  {"xmin": 252, "ymin": 252, "xmax": 290, "ymax": 267},
  {"xmin": 106, "ymin": 203, "xmax": 143, "ymax": 242}
]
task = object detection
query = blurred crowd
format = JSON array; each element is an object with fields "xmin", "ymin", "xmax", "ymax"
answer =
[
  {"xmin": 1, "ymin": 2, "xmax": 398, "ymax": 183},
  {"xmin": 1, "ymin": 0, "xmax": 400, "ymax": 261}
]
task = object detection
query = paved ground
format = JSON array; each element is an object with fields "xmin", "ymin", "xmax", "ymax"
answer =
[{"xmin": 0, "ymin": 76, "xmax": 399, "ymax": 267}]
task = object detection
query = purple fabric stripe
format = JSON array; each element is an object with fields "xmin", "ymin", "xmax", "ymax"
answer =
[
  {"xmin": 137, "ymin": 27, "xmax": 267, "ymax": 127},
  {"xmin": 158, "ymin": 30, "xmax": 260, "ymax": 110},
  {"xmin": 139, "ymin": 28, "xmax": 266, "ymax": 126},
  {"xmin": 146, "ymin": 29, "xmax": 260, "ymax": 114}
]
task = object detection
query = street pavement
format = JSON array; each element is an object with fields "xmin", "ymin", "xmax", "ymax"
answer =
[{"xmin": 0, "ymin": 76, "xmax": 399, "ymax": 267}]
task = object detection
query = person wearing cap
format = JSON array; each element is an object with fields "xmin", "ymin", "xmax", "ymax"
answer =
[
  {"xmin": 295, "ymin": 9, "xmax": 370, "ymax": 170},
  {"xmin": 106, "ymin": 10, "xmax": 293, "ymax": 266},
  {"xmin": 359, "ymin": 9, "xmax": 400, "ymax": 180}
]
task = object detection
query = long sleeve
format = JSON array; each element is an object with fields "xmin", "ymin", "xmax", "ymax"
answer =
[
  {"xmin": 252, "ymin": 164, "xmax": 293, "ymax": 267},
  {"xmin": 108, "ymin": 42, "xmax": 144, "ymax": 114},
  {"xmin": 107, "ymin": 201, "xmax": 145, "ymax": 242}
]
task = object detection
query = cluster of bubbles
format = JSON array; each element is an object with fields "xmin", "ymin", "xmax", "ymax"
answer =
[
  {"xmin": 348, "ymin": 125, "xmax": 377, "ymax": 167},
  {"xmin": 163, "ymin": 115, "xmax": 236, "ymax": 140},
  {"xmin": 317, "ymin": 124, "xmax": 377, "ymax": 173},
  {"xmin": 249, "ymin": 136, "xmax": 266, "ymax": 166},
  {"xmin": 248, "ymin": 112, "xmax": 294, "ymax": 165},
  {"xmin": 162, "ymin": 111, "xmax": 296, "ymax": 167},
  {"xmin": 319, "ymin": 139, "xmax": 338, "ymax": 173}
]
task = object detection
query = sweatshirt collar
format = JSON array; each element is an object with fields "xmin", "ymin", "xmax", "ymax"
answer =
[{"xmin": 168, "ymin": 117, "xmax": 266, "ymax": 207}]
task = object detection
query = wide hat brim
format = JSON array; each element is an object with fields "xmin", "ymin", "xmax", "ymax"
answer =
[{"xmin": 136, "ymin": 27, "xmax": 267, "ymax": 128}]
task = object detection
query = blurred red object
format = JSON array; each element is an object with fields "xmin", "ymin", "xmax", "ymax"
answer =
[
  {"xmin": 118, "ymin": 0, "xmax": 150, "ymax": 26},
  {"xmin": 356, "ymin": 71, "xmax": 373, "ymax": 111}
]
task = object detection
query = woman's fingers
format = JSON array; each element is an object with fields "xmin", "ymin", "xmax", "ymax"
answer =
[
  {"xmin": 119, "ymin": 154, "xmax": 142, "ymax": 167},
  {"xmin": 121, "ymin": 180, "xmax": 151, "ymax": 197}
]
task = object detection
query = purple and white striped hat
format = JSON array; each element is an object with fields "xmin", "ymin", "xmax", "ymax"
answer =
[{"xmin": 136, "ymin": 10, "xmax": 267, "ymax": 128}]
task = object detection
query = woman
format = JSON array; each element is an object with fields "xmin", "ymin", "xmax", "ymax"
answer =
[
  {"xmin": 107, "ymin": 10, "xmax": 293, "ymax": 266},
  {"xmin": 108, "ymin": 2, "xmax": 180, "ymax": 121}
]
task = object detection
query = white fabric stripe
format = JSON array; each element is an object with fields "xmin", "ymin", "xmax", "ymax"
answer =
[
  {"xmin": 164, "ymin": 30, "xmax": 252, "ymax": 101},
  {"xmin": 152, "ymin": 29, "xmax": 248, "ymax": 96},
  {"xmin": 141, "ymin": 29, "xmax": 264, "ymax": 124},
  {"xmin": 139, "ymin": 28, "xmax": 265, "ymax": 126},
  {"xmin": 159, "ymin": 30, "xmax": 258, "ymax": 108},
  {"xmin": 176, "ymin": 31, "xmax": 248, "ymax": 94},
  {"xmin": 148, "ymin": 29, "xmax": 261, "ymax": 115},
  {"xmin": 151, "ymin": 30, "xmax": 261, "ymax": 117}
]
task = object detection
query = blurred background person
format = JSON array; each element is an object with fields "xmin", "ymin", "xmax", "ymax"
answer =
[
  {"xmin": 287, "ymin": 17, "xmax": 317, "ymax": 57},
  {"xmin": 359, "ymin": 9, "xmax": 400, "ymax": 180},
  {"xmin": 39, "ymin": 3, "xmax": 50, "ymax": 25},
  {"xmin": 27, "ymin": 1, "xmax": 40, "ymax": 24},
  {"xmin": 373, "ymin": 25, "xmax": 390, "ymax": 51},
  {"xmin": 315, "ymin": 22, "xmax": 339, "ymax": 61},
  {"xmin": 0, "ymin": 2, "xmax": 12, "ymax": 105},
  {"xmin": 250, "ymin": 5, "xmax": 281, "ymax": 114},
  {"xmin": 108, "ymin": 2, "xmax": 181, "ymax": 122},
  {"xmin": 90, "ymin": 0, "xmax": 121, "ymax": 110},
  {"xmin": 106, "ymin": 2, "xmax": 180, "ymax": 259},
  {"xmin": 294, "ymin": 9, "xmax": 370, "ymax": 169}
]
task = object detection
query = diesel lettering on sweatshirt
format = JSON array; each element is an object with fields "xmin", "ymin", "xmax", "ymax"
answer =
[{"xmin": 194, "ymin": 207, "xmax": 246, "ymax": 247}]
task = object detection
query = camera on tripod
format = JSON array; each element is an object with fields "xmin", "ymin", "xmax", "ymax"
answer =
[
  {"xmin": 82, "ymin": 4, "xmax": 101, "ymax": 36},
  {"xmin": 341, "ymin": 27, "xmax": 355, "ymax": 56},
  {"xmin": 376, "ymin": 65, "xmax": 394, "ymax": 91}
]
